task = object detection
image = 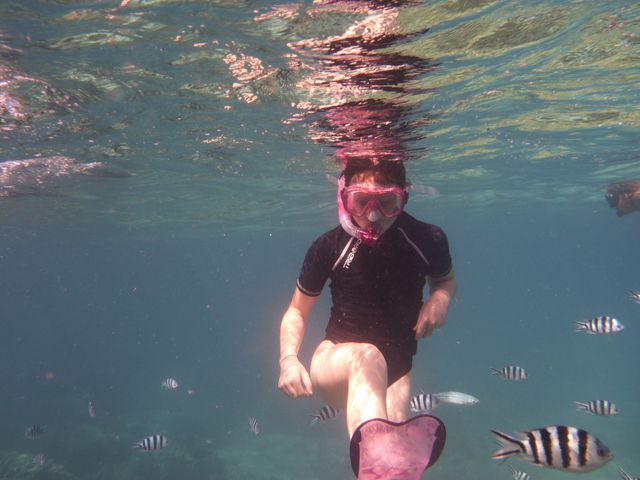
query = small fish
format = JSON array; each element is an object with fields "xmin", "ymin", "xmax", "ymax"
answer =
[
  {"xmin": 433, "ymin": 391, "xmax": 479, "ymax": 406},
  {"xmin": 32, "ymin": 453, "xmax": 46, "ymax": 466},
  {"xmin": 248, "ymin": 417, "xmax": 261, "ymax": 436},
  {"xmin": 310, "ymin": 405, "xmax": 340, "ymax": 425},
  {"xmin": 25, "ymin": 425, "xmax": 46, "ymax": 439},
  {"xmin": 161, "ymin": 377, "xmax": 179, "ymax": 390},
  {"xmin": 490, "ymin": 425, "xmax": 612, "ymax": 472},
  {"xmin": 629, "ymin": 290, "xmax": 640, "ymax": 304},
  {"xmin": 88, "ymin": 400, "xmax": 97, "ymax": 418},
  {"xmin": 133, "ymin": 434, "xmax": 168, "ymax": 451},
  {"xmin": 575, "ymin": 399, "xmax": 619, "ymax": 416},
  {"xmin": 510, "ymin": 468, "xmax": 531, "ymax": 480},
  {"xmin": 575, "ymin": 316, "xmax": 624, "ymax": 334},
  {"xmin": 491, "ymin": 365, "xmax": 528, "ymax": 381},
  {"xmin": 410, "ymin": 393, "xmax": 440, "ymax": 413},
  {"xmin": 619, "ymin": 467, "xmax": 640, "ymax": 480}
]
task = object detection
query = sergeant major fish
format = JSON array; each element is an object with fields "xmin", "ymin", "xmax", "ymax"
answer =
[
  {"xmin": 490, "ymin": 425, "xmax": 612, "ymax": 473},
  {"xmin": 575, "ymin": 316, "xmax": 624, "ymax": 334},
  {"xmin": 510, "ymin": 468, "xmax": 531, "ymax": 480},
  {"xmin": 25, "ymin": 425, "xmax": 45, "ymax": 439},
  {"xmin": 161, "ymin": 377, "xmax": 179, "ymax": 390},
  {"xmin": 575, "ymin": 399, "xmax": 619, "ymax": 416},
  {"xmin": 248, "ymin": 417, "xmax": 261, "ymax": 436},
  {"xmin": 410, "ymin": 393, "xmax": 440, "ymax": 412},
  {"xmin": 629, "ymin": 290, "xmax": 640, "ymax": 304},
  {"xmin": 32, "ymin": 453, "xmax": 46, "ymax": 466},
  {"xmin": 133, "ymin": 434, "xmax": 168, "ymax": 451},
  {"xmin": 310, "ymin": 405, "xmax": 340, "ymax": 425},
  {"xmin": 491, "ymin": 365, "xmax": 528, "ymax": 381}
]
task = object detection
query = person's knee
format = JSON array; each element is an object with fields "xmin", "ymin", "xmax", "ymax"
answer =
[{"xmin": 351, "ymin": 343, "xmax": 387, "ymax": 374}]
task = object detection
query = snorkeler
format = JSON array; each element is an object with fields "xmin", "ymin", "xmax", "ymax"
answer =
[
  {"xmin": 605, "ymin": 179, "xmax": 640, "ymax": 216},
  {"xmin": 278, "ymin": 159, "xmax": 455, "ymax": 479}
]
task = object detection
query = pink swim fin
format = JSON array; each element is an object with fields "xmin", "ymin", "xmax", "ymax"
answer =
[{"xmin": 349, "ymin": 414, "xmax": 446, "ymax": 480}]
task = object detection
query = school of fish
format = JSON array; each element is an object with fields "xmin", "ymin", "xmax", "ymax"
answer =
[
  {"xmin": 15, "ymin": 284, "xmax": 636, "ymax": 475},
  {"xmin": 487, "ymin": 306, "xmax": 635, "ymax": 477}
]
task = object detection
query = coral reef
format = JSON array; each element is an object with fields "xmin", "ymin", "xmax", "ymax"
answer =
[{"xmin": 0, "ymin": 451, "xmax": 74, "ymax": 480}]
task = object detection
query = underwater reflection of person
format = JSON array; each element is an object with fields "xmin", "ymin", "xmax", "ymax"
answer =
[
  {"xmin": 605, "ymin": 179, "xmax": 640, "ymax": 216},
  {"xmin": 277, "ymin": 160, "xmax": 454, "ymax": 478}
]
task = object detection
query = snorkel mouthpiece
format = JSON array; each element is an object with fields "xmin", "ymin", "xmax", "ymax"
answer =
[{"xmin": 360, "ymin": 228, "xmax": 382, "ymax": 247}]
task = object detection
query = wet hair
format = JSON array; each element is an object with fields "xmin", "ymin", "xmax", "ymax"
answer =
[{"xmin": 342, "ymin": 159, "xmax": 407, "ymax": 189}]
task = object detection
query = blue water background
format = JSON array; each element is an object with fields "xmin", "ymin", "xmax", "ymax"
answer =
[{"xmin": 1, "ymin": 1, "xmax": 639, "ymax": 479}]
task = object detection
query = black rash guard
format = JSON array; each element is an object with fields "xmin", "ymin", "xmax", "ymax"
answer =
[{"xmin": 297, "ymin": 211, "xmax": 453, "ymax": 385}]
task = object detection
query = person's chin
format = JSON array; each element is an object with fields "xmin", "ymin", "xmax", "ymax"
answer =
[{"xmin": 365, "ymin": 222, "xmax": 392, "ymax": 236}]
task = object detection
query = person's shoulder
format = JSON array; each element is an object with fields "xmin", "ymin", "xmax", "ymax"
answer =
[
  {"xmin": 313, "ymin": 224, "xmax": 343, "ymax": 242},
  {"xmin": 397, "ymin": 211, "xmax": 446, "ymax": 237},
  {"xmin": 308, "ymin": 225, "xmax": 345, "ymax": 250},
  {"xmin": 395, "ymin": 212, "xmax": 452, "ymax": 271}
]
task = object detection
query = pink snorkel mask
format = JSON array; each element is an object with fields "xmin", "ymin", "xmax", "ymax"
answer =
[{"xmin": 337, "ymin": 175, "xmax": 406, "ymax": 247}]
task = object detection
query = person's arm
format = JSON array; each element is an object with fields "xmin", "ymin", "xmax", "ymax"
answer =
[
  {"xmin": 278, "ymin": 287, "xmax": 318, "ymax": 398},
  {"xmin": 413, "ymin": 269, "xmax": 456, "ymax": 339}
]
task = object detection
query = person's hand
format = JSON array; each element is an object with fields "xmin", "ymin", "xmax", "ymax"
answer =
[
  {"xmin": 278, "ymin": 356, "xmax": 313, "ymax": 398},
  {"xmin": 413, "ymin": 294, "xmax": 449, "ymax": 339}
]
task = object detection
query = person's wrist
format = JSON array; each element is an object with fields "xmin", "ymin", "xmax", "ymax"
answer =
[{"xmin": 279, "ymin": 354, "xmax": 297, "ymax": 365}]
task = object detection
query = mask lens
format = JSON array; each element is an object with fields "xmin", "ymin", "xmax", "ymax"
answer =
[
  {"xmin": 377, "ymin": 192, "xmax": 403, "ymax": 216},
  {"xmin": 348, "ymin": 191, "xmax": 373, "ymax": 216},
  {"xmin": 343, "ymin": 188, "xmax": 404, "ymax": 218}
]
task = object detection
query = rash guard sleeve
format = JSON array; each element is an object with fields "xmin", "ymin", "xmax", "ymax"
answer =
[
  {"xmin": 296, "ymin": 232, "xmax": 335, "ymax": 297},
  {"xmin": 423, "ymin": 225, "xmax": 452, "ymax": 279}
]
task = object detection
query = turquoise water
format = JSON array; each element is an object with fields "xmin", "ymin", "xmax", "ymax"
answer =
[{"xmin": 1, "ymin": 1, "xmax": 639, "ymax": 479}]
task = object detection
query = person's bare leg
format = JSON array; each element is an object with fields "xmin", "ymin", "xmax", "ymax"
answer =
[
  {"xmin": 385, "ymin": 371, "xmax": 411, "ymax": 423},
  {"xmin": 310, "ymin": 340, "xmax": 388, "ymax": 437}
]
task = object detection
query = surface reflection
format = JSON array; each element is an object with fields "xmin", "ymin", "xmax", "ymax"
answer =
[{"xmin": 276, "ymin": 0, "xmax": 436, "ymax": 167}]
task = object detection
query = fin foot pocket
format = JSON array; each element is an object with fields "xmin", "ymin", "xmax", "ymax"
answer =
[{"xmin": 350, "ymin": 414, "xmax": 446, "ymax": 479}]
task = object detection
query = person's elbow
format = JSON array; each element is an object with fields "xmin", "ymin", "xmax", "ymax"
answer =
[{"xmin": 429, "ymin": 269, "xmax": 456, "ymax": 294}]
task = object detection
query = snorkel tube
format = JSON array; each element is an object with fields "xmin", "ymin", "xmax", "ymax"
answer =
[{"xmin": 337, "ymin": 175, "xmax": 383, "ymax": 247}]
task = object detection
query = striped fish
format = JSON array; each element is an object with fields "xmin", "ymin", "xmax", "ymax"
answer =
[
  {"xmin": 510, "ymin": 468, "xmax": 531, "ymax": 480},
  {"xmin": 25, "ymin": 425, "xmax": 46, "ymax": 439},
  {"xmin": 310, "ymin": 405, "xmax": 340, "ymax": 425},
  {"xmin": 248, "ymin": 417, "xmax": 261, "ymax": 436},
  {"xmin": 490, "ymin": 425, "xmax": 612, "ymax": 472},
  {"xmin": 161, "ymin": 377, "xmax": 179, "ymax": 390},
  {"xmin": 575, "ymin": 400, "xmax": 619, "ymax": 416},
  {"xmin": 410, "ymin": 393, "xmax": 440, "ymax": 413},
  {"xmin": 619, "ymin": 467, "xmax": 640, "ymax": 480},
  {"xmin": 629, "ymin": 290, "xmax": 640, "ymax": 304},
  {"xmin": 133, "ymin": 434, "xmax": 168, "ymax": 451},
  {"xmin": 491, "ymin": 365, "xmax": 528, "ymax": 381},
  {"xmin": 575, "ymin": 316, "xmax": 624, "ymax": 334}
]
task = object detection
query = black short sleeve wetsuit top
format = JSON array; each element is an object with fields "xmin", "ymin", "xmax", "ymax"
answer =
[{"xmin": 297, "ymin": 211, "xmax": 453, "ymax": 386}]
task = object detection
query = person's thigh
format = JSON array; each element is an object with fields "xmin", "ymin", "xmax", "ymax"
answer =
[
  {"xmin": 385, "ymin": 371, "xmax": 411, "ymax": 422},
  {"xmin": 310, "ymin": 340, "xmax": 386, "ymax": 410}
]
